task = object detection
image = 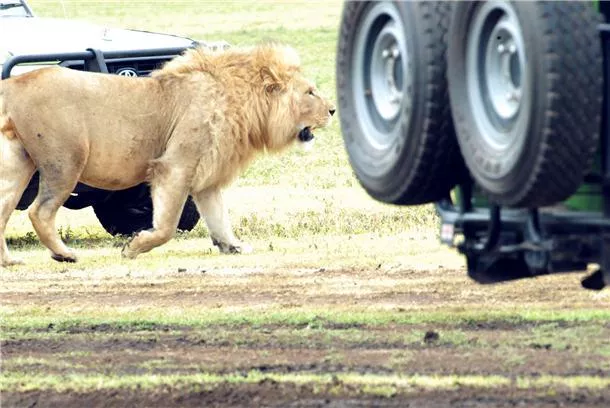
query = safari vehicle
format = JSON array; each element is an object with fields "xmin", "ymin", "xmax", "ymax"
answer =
[
  {"xmin": 1, "ymin": 0, "xmax": 228, "ymax": 236},
  {"xmin": 336, "ymin": 1, "xmax": 610, "ymax": 290}
]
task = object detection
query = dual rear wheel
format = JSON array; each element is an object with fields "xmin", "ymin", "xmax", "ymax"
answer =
[{"xmin": 337, "ymin": 1, "xmax": 603, "ymax": 208}]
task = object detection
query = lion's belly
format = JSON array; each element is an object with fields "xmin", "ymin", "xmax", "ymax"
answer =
[
  {"xmin": 79, "ymin": 144, "xmax": 154, "ymax": 190},
  {"xmin": 79, "ymin": 161, "xmax": 148, "ymax": 190}
]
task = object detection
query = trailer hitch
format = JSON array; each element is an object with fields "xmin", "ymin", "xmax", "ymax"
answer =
[{"xmin": 459, "ymin": 205, "xmax": 554, "ymax": 284}]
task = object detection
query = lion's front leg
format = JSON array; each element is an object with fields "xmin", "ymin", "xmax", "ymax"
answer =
[
  {"xmin": 122, "ymin": 160, "xmax": 190, "ymax": 259},
  {"xmin": 192, "ymin": 188, "xmax": 252, "ymax": 255}
]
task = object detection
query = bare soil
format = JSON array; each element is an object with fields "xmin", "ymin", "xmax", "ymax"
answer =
[
  {"xmin": 8, "ymin": 385, "xmax": 610, "ymax": 408},
  {"xmin": 2, "ymin": 245, "xmax": 610, "ymax": 407}
]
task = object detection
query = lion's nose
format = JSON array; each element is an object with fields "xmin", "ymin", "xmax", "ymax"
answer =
[{"xmin": 329, "ymin": 108, "xmax": 336, "ymax": 116}]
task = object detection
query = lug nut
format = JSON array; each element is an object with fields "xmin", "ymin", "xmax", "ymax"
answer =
[{"xmin": 506, "ymin": 89, "xmax": 521, "ymax": 102}]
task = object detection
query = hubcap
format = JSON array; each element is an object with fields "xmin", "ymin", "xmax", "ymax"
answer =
[
  {"xmin": 353, "ymin": 2, "xmax": 413, "ymax": 150},
  {"xmin": 485, "ymin": 17, "xmax": 522, "ymax": 122},
  {"xmin": 371, "ymin": 22, "xmax": 404, "ymax": 121},
  {"xmin": 466, "ymin": 1, "xmax": 530, "ymax": 162}
]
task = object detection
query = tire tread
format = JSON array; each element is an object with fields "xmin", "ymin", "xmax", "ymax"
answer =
[
  {"xmin": 337, "ymin": 1, "xmax": 464, "ymax": 206},
  {"xmin": 513, "ymin": 1, "xmax": 603, "ymax": 207}
]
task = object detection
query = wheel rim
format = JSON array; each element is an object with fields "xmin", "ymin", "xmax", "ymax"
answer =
[
  {"xmin": 370, "ymin": 22, "xmax": 404, "ymax": 121},
  {"xmin": 485, "ymin": 17, "xmax": 522, "ymax": 123},
  {"xmin": 352, "ymin": 2, "xmax": 413, "ymax": 151},
  {"xmin": 466, "ymin": 1, "xmax": 530, "ymax": 177}
]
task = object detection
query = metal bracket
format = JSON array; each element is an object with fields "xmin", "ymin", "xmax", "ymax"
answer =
[
  {"xmin": 84, "ymin": 48, "xmax": 108, "ymax": 73},
  {"xmin": 522, "ymin": 209, "xmax": 551, "ymax": 273}
]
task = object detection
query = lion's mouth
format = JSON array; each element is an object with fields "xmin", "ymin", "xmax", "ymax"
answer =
[{"xmin": 298, "ymin": 127, "xmax": 314, "ymax": 142}]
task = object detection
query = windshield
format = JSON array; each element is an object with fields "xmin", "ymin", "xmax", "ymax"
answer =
[{"xmin": 0, "ymin": 1, "xmax": 32, "ymax": 17}]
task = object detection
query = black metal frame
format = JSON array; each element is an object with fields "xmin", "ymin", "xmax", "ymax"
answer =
[
  {"xmin": 0, "ymin": 0, "xmax": 33, "ymax": 16},
  {"xmin": 435, "ymin": 24, "xmax": 610, "ymax": 291},
  {"xmin": 2, "ymin": 46, "xmax": 194, "ymax": 79}
]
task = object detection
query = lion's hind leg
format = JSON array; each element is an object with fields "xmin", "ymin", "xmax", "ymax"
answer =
[
  {"xmin": 28, "ymin": 158, "xmax": 85, "ymax": 263},
  {"xmin": 0, "ymin": 135, "xmax": 35, "ymax": 267}
]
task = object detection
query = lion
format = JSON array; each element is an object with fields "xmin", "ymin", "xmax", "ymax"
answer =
[{"xmin": 0, "ymin": 43, "xmax": 335, "ymax": 266}]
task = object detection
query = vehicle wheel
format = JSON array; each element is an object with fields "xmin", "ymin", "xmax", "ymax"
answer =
[
  {"xmin": 93, "ymin": 193, "xmax": 200, "ymax": 236},
  {"xmin": 448, "ymin": 1, "xmax": 603, "ymax": 208},
  {"xmin": 336, "ymin": 1, "xmax": 463, "ymax": 205}
]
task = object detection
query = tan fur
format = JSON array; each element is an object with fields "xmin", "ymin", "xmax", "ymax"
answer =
[
  {"xmin": 0, "ymin": 117, "xmax": 17, "ymax": 139},
  {"xmin": 0, "ymin": 44, "xmax": 335, "ymax": 266},
  {"xmin": 0, "ymin": 87, "xmax": 17, "ymax": 139}
]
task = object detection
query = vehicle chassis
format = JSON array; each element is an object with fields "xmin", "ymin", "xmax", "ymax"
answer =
[{"xmin": 436, "ymin": 24, "xmax": 610, "ymax": 291}]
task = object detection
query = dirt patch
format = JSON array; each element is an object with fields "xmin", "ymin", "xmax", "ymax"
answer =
[
  {"xmin": 5, "ymin": 384, "xmax": 610, "ymax": 408},
  {"xmin": 3, "ymin": 265, "xmax": 603, "ymax": 313},
  {"xmin": 3, "ymin": 324, "xmax": 609, "ymax": 378}
]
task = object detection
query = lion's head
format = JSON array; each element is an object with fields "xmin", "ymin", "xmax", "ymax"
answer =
[
  {"xmin": 153, "ymin": 43, "xmax": 335, "ymax": 153},
  {"xmin": 254, "ymin": 45, "xmax": 336, "ymax": 152}
]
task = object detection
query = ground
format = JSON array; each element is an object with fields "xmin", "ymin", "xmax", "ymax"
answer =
[{"xmin": 2, "ymin": 204, "xmax": 609, "ymax": 407}]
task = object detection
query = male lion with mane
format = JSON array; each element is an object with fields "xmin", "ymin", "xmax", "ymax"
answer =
[{"xmin": 0, "ymin": 44, "xmax": 335, "ymax": 266}]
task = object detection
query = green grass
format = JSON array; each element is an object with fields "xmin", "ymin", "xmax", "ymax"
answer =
[
  {"xmin": 5, "ymin": 324, "xmax": 608, "ymax": 355},
  {"xmin": 3, "ymin": 371, "xmax": 609, "ymax": 394},
  {"xmin": 6, "ymin": 204, "xmax": 436, "ymax": 250},
  {"xmin": 3, "ymin": 313, "xmax": 609, "ymax": 394},
  {"xmin": 4, "ymin": 308, "xmax": 610, "ymax": 333}
]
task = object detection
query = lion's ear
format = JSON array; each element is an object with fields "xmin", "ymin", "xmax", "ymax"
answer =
[
  {"xmin": 265, "ymin": 84, "xmax": 282, "ymax": 93},
  {"xmin": 260, "ymin": 66, "xmax": 283, "ymax": 93}
]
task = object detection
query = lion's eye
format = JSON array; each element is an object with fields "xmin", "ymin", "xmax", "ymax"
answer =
[{"xmin": 307, "ymin": 89, "xmax": 315, "ymax": 96}]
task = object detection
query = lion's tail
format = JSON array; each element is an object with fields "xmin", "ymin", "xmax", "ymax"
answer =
[{"xmin": 0, "ymin": 82, "xmax": 17, "ymax": 140}]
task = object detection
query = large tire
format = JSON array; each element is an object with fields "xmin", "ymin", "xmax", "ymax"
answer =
[
  {"xmin": 336, "ymin": 1, "xmax": 464, "ymax": 205},
  {"xmin": 447, "ymin": 1, "xmax": 603, "ymax": 208},
  {"xmin": 93, "ymin": 191, "xmax": 200, "ymax": 236}
]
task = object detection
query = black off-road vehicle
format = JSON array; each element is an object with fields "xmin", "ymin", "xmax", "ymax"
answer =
[{"xmin": 337, "ymin": 1, "xmax": 610, "ymax": 290}]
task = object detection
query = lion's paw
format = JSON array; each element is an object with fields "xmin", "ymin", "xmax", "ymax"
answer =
[
  {"xmin": 121, "ymin": 231, "xmax": 150, "ymax": 259},
  {"xmin": 1, "ymin": 257, "xmax": 24, "ymax": 267},
  {"xmin": 51, "ymin": 252, "xmax": 77, "ymax": 263},
  {"xmin": 213, "ymin": 238, "xmax": 252, "ymax": 255},
  {"xmin": 121, "ymin": 243, "xmax": 139, "ymax": 260},
  {"xmin": 230, "ymin": 243, "xmax": 253, "ymax": 254}
]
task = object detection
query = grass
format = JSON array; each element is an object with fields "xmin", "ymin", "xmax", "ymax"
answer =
[
  {"xmin": 3, "ymin": 371, "xmax": 609, "ymax": 394},
  {"xmin": 6, "ymin": 202, "xmax": 436, "ymax": 250},
  {"xmin": 4, "ymin": 308, "xmax": 610, "ymax": 333},
  {"xmin": 3, "ymin": 323, "xmax": 608, "ymax": 358},
  {"xmin": 3, "ymin": 316, "xmax": 609, "ymax": 398}
]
